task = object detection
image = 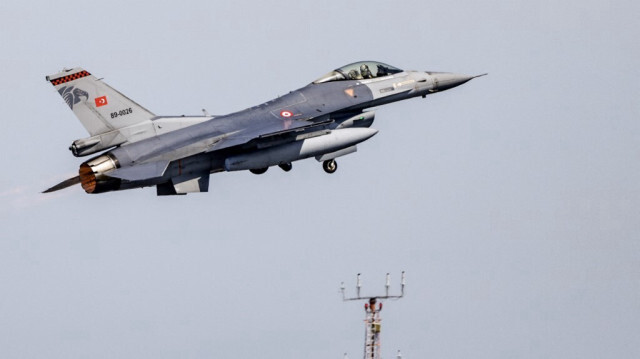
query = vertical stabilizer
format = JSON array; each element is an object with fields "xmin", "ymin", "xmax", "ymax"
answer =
[{"xmin": 46, "ymin": 68, "xmax": 155, "ymax": 136}]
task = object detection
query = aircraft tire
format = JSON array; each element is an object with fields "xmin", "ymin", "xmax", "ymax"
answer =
[
  {"xmin": 250, "ymin": 167, "xmax": 268, "ymax": 175},
  {"xmin": 323, "ymin": 159, "xmax": 337, "ymax": 174},
  {"xmin": 278, "ymin": 163, "xmax": 292, "ymax": 172}
]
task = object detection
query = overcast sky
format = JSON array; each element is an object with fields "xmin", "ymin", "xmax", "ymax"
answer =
[{"xmin": 0, "ymin": 0, "xmax": 639, "ymax": 358}]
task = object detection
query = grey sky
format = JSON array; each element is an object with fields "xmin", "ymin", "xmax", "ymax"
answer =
[{"xmin": 0, "ymin": 0, "xmax": 638, "ymax": 358}]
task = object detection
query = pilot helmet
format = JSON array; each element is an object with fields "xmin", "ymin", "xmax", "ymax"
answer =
[{"xmin": 360, "ymin": 64, "xmax": 372, "ymax": 78}]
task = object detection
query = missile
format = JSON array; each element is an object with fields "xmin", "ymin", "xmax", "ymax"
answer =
[
  {"xmin": 224, "ymin": 128, "xmax": 378, "ymax": 171},
  {"xmin": 336, "ymin": 111, "xmax": 375, "ymax": 129}
]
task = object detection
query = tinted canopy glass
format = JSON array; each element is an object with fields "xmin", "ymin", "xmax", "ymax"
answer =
[{"xmin": 313, "ymin": 61, "xmax": 403, "ymax": 84}]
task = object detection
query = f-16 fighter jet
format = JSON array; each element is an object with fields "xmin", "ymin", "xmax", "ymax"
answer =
[{"xmin": 44, "ymin": 61, "xmax": 484, "ymax": 195}]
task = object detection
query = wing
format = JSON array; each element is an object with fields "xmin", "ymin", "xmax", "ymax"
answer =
[{"xmin": 205, "ymin": 117, "xmax": 334, "ymax": 153}]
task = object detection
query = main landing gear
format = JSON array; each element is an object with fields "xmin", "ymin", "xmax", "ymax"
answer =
[
  {"xmin": 322, "ymin": 159, "xmax": 337, "ymax": 174},
  {"xmin": 250, "ymin": 160, "xmax": 337, "ymax": 175},
  {"xmin": 278, "ymin": 163, "xmax": 292, "ymax": 172},
  {"xmin": 250, "ymin": 163, "xmax": 292, "ymax": 175},
  {"xmin": 249, "ymin": 167, "xmax": 268, "ymax": 175}
]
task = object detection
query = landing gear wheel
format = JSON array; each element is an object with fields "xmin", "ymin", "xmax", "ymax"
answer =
[
  {"xmin": 322, "ymin": 159, "xmax": 337, "ymax": 174},
  {"xmin": 278, "ymin": 163, "xmax": 292, "ymax": 172},
  {"xmin": 250, "ymin": 167, "xmax": 268, "ymax": 175}
]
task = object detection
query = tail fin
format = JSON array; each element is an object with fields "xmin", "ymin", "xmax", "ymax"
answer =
[{"xmin": 46, "ymin": 67, "xmax": 155, "ymax": 136}]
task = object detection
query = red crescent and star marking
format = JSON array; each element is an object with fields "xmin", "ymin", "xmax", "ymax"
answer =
[{"xmin": 94, "ymin": 96, "xmax": 108, "ymax": 107}]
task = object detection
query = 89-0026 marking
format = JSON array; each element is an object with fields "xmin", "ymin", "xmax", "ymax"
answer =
[{"xmin": 111, "ymin": 108, "xmax": 133, "ymax": 118}]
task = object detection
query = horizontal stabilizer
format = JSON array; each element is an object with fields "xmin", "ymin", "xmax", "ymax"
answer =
[
  {"xmin": 173, "ymin": 173, "xmax": 210, "ymax": 194},
  {"xmin": 43, "ymin": 176, "xmax": 80, "ymax": 193},
  {"xmin": 105, "ymin": 161, "xmax": 170, "ymax": 181},
  {"xmin": 156, "ymin": 173, "xmax": 210, "ymax": 196}
]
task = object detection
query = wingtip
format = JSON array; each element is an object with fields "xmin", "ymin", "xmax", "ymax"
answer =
[{"xmin": 473, "ymin": 73, "xmax": 488, "ymax": 78}]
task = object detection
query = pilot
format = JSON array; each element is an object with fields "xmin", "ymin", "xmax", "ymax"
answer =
[
  {"xmin": 347, "ymin": 69, "xmax": 360, "ymax": 80},
  {"xmin": 360, "ymin": 64, "xmax": 373, "ymax": 79}
]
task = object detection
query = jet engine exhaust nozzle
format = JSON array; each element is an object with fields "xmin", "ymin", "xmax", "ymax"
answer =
[{"xmin": 78, "ymin": 153, "xmax": 121, "ymax": 193}]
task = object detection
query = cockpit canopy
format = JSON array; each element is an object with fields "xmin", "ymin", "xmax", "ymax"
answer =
[{"xmin": 313, "ymin": 61, "xmax": 403, "ymax": 84}]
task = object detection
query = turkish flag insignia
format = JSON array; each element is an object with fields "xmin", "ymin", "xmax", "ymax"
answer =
[{"xmin": 94, "ymin": 96, "xmax": 108, "ymax": 107}]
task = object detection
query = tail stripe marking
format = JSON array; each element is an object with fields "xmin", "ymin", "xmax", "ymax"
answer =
[{"xmin": 50, "ymin": 70, "xmax": 91, "ymax": 86}]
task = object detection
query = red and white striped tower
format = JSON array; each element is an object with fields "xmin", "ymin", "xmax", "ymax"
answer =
[{"xmin": 341, "ymin": 272, "xmax": 405, "ymax": 359}]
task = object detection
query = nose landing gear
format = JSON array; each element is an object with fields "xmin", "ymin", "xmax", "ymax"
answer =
[{"xmin": 322, "ymin": 159, "xmax": 337, "ymax": 174}]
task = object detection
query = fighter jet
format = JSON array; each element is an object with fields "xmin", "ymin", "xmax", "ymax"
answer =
[{"xmin": 44, "ymin": 61, "xmax": 484, "ymax": 195}]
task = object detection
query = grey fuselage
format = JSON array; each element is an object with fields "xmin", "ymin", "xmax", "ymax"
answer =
[{"xmin": 84, "ymin": 69, "xmax": 477, "ymax": 193}]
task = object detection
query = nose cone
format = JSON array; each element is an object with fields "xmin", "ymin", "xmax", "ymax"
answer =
[{"xmin": 431, "ymin": 72, "xmax": 486, "ymax": 92}]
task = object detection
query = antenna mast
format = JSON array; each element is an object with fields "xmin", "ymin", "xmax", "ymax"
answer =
[{"xmin": 340, "ymin": 272, "xmax": 405, "ymax": 359}]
